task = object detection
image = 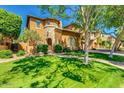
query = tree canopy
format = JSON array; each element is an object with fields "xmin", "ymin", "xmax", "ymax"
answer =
[
  {"xmin": 38, "ymin": 5, "xmax": 75, "ymax": 19},
  {"xmin": 0, "ymin": 9, "xmax": 22, "ymax": 39},
  {"xmin": 18, "ymin": 28, "xmax": 40, "ymax": 43},
  {"xmin": 102, "ymin": 6, "xmax": 124, "ymax": 35}
]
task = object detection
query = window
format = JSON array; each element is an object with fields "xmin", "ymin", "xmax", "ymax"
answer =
[
  {"xmin": 69, "ymin": 37, "xmax": 76, "ymax": 49},
  {"xmin": 36, "ymin": 20, "xmax": 41, "ymax": 28},
  {"xmin": 48, "ymin": 20, "xmax": 50, "ymax": 25}
]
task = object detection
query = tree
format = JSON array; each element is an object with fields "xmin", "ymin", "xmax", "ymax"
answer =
[
  {"xmin": 110, "ymin": 28, "xmax": 124, "ymax": 57},
  {"xmin": 74, "ymin": 6, "xmax": 106, "ymax": 64},
  {"xmin": 38, "ymin": 5, "xmax": 106, "ymax": 64},
  {"xmin": 102, "ymin": 6, "xmax": 124, "ymax": 58},
  {"xmin": 0, "ymin": 9, "xmax": 22, "ymax": 39},
  {"xmin": 18, "ymin": 28, "xmax": 41, "ymax": 54}
]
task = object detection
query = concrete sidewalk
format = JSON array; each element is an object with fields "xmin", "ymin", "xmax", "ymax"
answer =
[
  {"xmin": 0, "ymin": 55, "xmax": 26, "ymax": 63},
  {"xmin": 89, "ymin": 49, "xmax": 124, "ymax": 57},
  {"xmin": 49, "ymin": 53, "xmax": 124, "ymax": 70}
]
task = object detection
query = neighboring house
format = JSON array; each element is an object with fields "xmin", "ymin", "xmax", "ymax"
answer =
[{"xmin": 100, "ymin": 34, "xmax": 115, "ymax": 49}]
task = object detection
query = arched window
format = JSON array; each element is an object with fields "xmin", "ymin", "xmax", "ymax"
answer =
[
  {"xmin": 69, "ymin": 37, "xmax": 76, "ymax": 50},
  {"xmin": 36, "ymin": 20, "xmax": 41, "ymax": 28}
]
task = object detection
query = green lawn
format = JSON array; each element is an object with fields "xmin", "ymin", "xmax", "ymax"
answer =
[
  {"xmin": 0, "ymin": 55, "xmax": 124, "ymax": 88},
  {"xmin": 64, "ymin": 51, "xmax": 124, "ymax": 62}
]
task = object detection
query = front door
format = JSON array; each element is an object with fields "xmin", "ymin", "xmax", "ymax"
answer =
[{"xmin": 47, "ymin": 38, "xmax": 52, "ymax": 50}]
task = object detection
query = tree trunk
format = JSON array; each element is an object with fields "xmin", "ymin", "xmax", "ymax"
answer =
[
  {"xmin": 109, "ymin": 28, "xmax": 124, "ymax": 58},
  {"xmin": 78, "ymin": 32, "xmax": 84, "ymax": 50},
  {"xmin": 26, "ymin": 40, "xmax": 30, "ymax": 55},
  {"xmin": 33, "ymin": 41, "xmax": 38, "ymax": 55},
  {"xmin": 115, "ymin": 41, "xmax": 121, "ymax": 51},
  {"xmin": 109, "ymin": 39, "xmax": 119, "ymax": 58},
  {"xmin": 78, "ymin": 38, "xmax": 82, "ymax": 50},
  {"xmin": 84, "ymin": 31, "xmax": 90, "ymax": 64}
]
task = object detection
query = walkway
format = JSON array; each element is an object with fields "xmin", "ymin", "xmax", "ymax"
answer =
[
  {"xmin": 89, "ymin": 49, "xmax": 124, "ymax": 57},
  {"xmin": 49, "ymin": 53, "xmax": 124, "ymax": 70},
  {"xmin": 0, "ymin": 55, "xmax": 27, "ymax": 63}
]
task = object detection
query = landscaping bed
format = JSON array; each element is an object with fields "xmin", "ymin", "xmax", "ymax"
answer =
[{"xmin": 0, "ymin": 55, "xmax": 124, "ymax": 88}]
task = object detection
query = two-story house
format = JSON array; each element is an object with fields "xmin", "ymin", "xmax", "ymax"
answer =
[
  {"xmin": 25, "ymin": 15, "xmax": 80, "ymax": 51},
  {"xmin": 19, "ymin": 15, "xmax": 116, "ymax": 53}
]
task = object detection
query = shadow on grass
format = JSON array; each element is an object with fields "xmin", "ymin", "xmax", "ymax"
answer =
[
  {"xmin": 94, "ymin": 61, "xmax": 124, "ymax": 73},
  {"xmin": 29, "ymin": 57, "xmax": 91, "ymax": 88},
  {"xmin": 59, "ymin": 57, "xmax": 94, "ymax": 83},
  {"xmin": 10, "ymin": 56, "xmax": 52, "ymax": 75},
  {"xmin": 30, "ymin": 63, "xmax": 62, "ymax": 88},
  {"xmin": 59, "ymin": 57, "xmax": 93, "ymax": 69}
]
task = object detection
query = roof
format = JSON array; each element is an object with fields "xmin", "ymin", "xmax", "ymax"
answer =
[
  {"xmin": 64, "ymin": 23, "xmax": 74, "ymax": 28},
  {"xmin": 55, "ymin": 28, "xmax": 80, "ymax": 34}
]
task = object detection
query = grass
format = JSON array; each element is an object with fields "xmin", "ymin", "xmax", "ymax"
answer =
[
  {"xmin": 64, "ymin": 50, "xmax": 124, "ymax": 62},
  {"xmin": 0, "ymin": 55, "xmax": 124, "ymax": 88}
]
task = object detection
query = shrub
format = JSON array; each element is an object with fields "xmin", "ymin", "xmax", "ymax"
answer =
[
  {"xmin": 41, "ymin": 44, "xmax": 48, "ymax": 54},
  {"xmin": 36, "ymin": 44, "xmax": 48, "ymax": 54},
  {"xmin": 0, "ymin": 50, "xmax": 13, "ymax": 58},
  {"xmin": 54, "ymin": 44, "xmax": 63, "ymax": 53},
  {"xmin": 37, "ymin": 44, "xmax": 42, "ymax": 53},
  {"xmin": 63, "ymin": 47, "xmax": 71, "ymax": 53},
  {"xmin": 16, "ymin": 50, "xmax": 25, "ymax": 56}
]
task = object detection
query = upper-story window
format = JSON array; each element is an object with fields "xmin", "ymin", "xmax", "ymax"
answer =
[
  {"xmin": 47, "ymin": 20, "xmax": 50, "ymax": 25},
  {"xmin": 36, "ymin": 20, "xmax": 41, "ymax": 28}
]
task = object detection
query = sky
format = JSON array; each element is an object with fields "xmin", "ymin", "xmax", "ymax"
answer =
[
  {"xmin": 0, "ymin": 5, "xmax": 116, "ymax": 36},
  {"xmin": 0, "ymin": 5, "xmax": 73, "ymax": 30}
]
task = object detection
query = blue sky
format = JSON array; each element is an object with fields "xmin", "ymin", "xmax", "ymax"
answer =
[
  {"xmin": 0, "ymin": 5, "xmax": 73, "ymax": 30},
  {"xmin": 0, "ymin": 5, "xmax": 116, "ymax": 36}
]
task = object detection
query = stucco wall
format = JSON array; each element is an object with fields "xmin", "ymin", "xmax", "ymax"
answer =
[
  {"xmin": 61, "ymin": 31, "xmax": 79, "ymax": 50},
  {"xmin": 44, "ymin": 19, "xmax": 60, "ymax": 28},
  {"xmin": 28, "ymin": 17, "xmax": 45, "ymax": 44},
  {"xmin": 55, "ymin": 29, "xmax": 62, "ymax": 45}
]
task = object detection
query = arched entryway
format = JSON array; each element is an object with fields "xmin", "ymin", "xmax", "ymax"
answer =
[{"xmin": 47, "ymin": 38, "xmax": 52, "ymax": 50}]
